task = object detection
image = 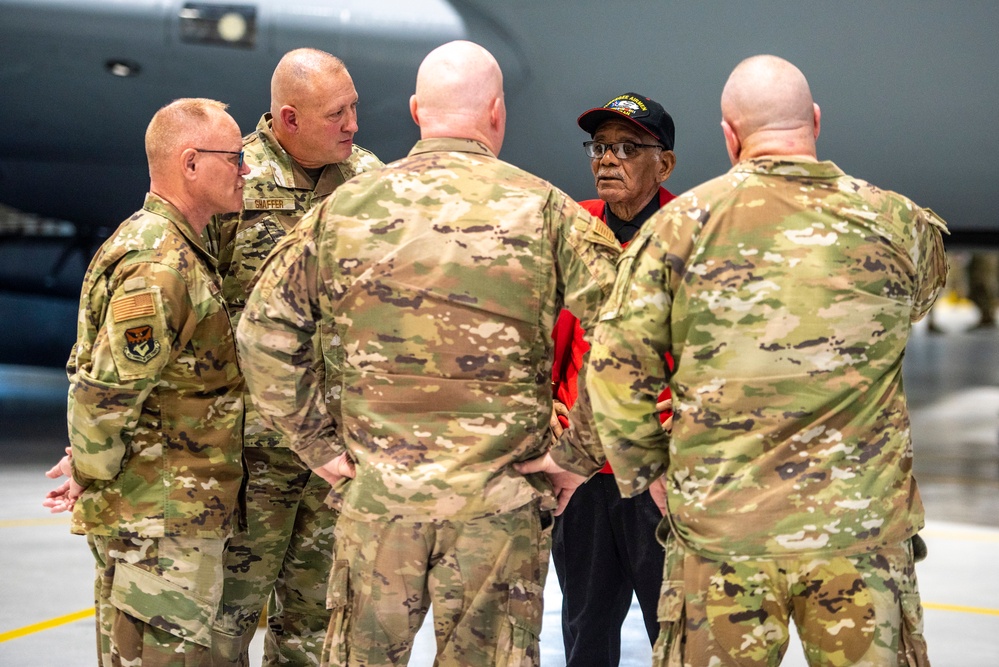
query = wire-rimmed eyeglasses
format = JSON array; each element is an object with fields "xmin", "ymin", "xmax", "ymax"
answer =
[
  {"xmin": 195, "ymin": 148, "xmax": 244, "ymax": 169},
  {"xmin": 583, "ymin": 141, "xmax": 663, "ymax": 160}
]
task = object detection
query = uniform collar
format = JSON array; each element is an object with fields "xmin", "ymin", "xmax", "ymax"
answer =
[
  {"xmin": 142, "ymin": 193, "xmax": 216, "ymax": 267},
  {"xmin": 408, "ymin": 137, "xmax": 496, "ymax": 158},
  {"xmin": 730, "ymin": 156, "xmax": 846, "ymax": 179},
  {"xmin": 252, "ymin": 113, "xmax": 348, "ymax": 196}
]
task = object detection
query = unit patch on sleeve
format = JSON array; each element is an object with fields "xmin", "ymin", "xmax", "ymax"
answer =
[{"xmin": 123, "ymin": 325, "xmax": 161, "ymax": 363}]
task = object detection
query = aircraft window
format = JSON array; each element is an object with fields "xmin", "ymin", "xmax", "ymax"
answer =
[{"xmin": 178, "ymin": 3, "xmax": 257, "ymax": 49}]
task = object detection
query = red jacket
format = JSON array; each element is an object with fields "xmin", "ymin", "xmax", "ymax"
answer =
[{"xmin": 552, "ymin": 187, "xmax": 675, "ymax": 473}]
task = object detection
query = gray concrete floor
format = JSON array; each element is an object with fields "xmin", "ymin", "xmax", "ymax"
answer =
[{"xmin": 2, "ymin": 302, "xmax": 998, "ymax": 665}]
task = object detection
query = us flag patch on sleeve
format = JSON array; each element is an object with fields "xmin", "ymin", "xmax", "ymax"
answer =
[{"xmin": 111, "ymin": 293, "xmax": 156, "ymax": 322}]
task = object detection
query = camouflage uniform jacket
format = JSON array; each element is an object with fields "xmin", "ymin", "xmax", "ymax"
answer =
[
  {"xmin": 67, "ymin": 193, "xmax": 244, "ymax": 538},
  {"xmin": 587, "ymin": 157, "xmax": 948, "ymax": 559},
  {"xmin": 208, "ymin": 113, "xmax": 382, "ymax": 445},
  {"xmin": 238, "ymin": 137, "xmax": 620, "ymax": 521}
]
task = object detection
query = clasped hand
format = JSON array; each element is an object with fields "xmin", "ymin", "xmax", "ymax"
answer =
[{"xmin": 42, "ymin": 446, "xmax": 84, "ymax": 514}]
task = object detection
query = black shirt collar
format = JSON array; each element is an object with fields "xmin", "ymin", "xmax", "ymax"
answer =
[{"xmin": 604, "ymin": 192, "xmax": 660, "ymax": 245}]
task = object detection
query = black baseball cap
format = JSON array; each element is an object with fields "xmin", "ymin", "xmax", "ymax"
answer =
[{"xmin": 577, "ymin": 92, "xmax": 675, "ymax": 151}]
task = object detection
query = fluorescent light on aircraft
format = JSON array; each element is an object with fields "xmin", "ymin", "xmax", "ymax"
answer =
[
  {"xmin": 217, "ymin": 12, "xmax": 248, "ymax": 42},
  {"xmin": 179, "ymin": 3, "xmax": 256, "ymax": 49}
]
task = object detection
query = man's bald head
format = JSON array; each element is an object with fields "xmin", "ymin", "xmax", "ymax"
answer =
[
  {"xmin": 410, "ymin": 41, "xmax": 506, "ymax": 154},
  {"xmin": 269, "ymin": 48, "xmax": 359, "ymax": 167},
  {"xmin": 720, "ymin": 55, "xmax": 820, "ymax": 163},
  {"xmin": 271, "ymin": 48, "xmax": 347, "ymax": 114}
]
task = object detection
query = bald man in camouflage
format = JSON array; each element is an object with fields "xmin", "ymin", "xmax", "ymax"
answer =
[
  {"xmin": 44, "ymin": 98, "xmax": 248, "ymax": 665},
  {"xmin": 236, "ymin": 40, "xmax": 618, "ymax": 666},
  {"xmin": 587, "ymin": 55, "xmax": 946, "ymax": 666},
  {"xmin": 206, "ymin": 49, "xmax": 382, "ymax": 665}
]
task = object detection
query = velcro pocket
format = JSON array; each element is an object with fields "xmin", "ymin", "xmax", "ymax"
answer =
[
  {"xmin": 107, "ymin": 287, "xmax": 169, "ymax": 381},
  {"xmin": 324, "ymin": 559, "xmax": 351, "ymax": 664},
  {"xmin": 496, "ymin": 580, "xmax": 543, "ymax": 667},
  {"xmin": 657, "ymin": 580, "xmax": 683, "ymax": 623},
  {"xmin": 899, "ymin": 592, "xmax": 930, "ymax": 667},
  {"xmin": 653, "ymin": 537, "xmax": 686, "ymax": 667},
  {"xmin": 110, "ymin": 561, "xmax": 214, "ymax": 647}
]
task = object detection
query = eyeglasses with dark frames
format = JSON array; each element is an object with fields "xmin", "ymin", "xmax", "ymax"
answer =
[
  {"xmin": 583, "ymin": 141, "xmax": 663, "ymax": 160},
  {"xmin": 194, "ymin": 148, "xmax": 244, "ymax": 169}
]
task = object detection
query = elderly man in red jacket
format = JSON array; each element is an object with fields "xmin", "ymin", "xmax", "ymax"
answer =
[{"xmin": 550, "ymin": 92, "xmax": 677, "ymax": 666}]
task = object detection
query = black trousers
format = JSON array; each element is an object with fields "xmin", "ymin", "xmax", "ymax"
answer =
[{"xmin": 552, "ymin": 473, "xmax": 666, "ymax": 666}]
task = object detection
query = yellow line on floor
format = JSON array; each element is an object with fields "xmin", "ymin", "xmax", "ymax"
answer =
[
  {"xmin": 921, "ymin": 528, "xmax": 999, "ymax": 543},
  {"xmin": 923, "ymin": 601, "xmax": 999, "ymax": 617},
  {"xmin": 3, "ymin": 598, "xmax": 999, "ymax": 645},
  {"xmin": 0, "ymin": 609, "xmax": 93, "ymax": 643},
  {"xmin": 0, "ymin": 517, "xmax": 70, "ymax": 528}
]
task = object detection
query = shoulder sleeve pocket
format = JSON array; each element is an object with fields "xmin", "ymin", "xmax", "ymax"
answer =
[{"xmin": 107, "ymin": 287, "xmax": 170, "ymax": 381}]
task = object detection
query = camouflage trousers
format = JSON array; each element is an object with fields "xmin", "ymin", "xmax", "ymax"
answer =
[
  {"xmin": 88, "ymin": 533, "xmax": 226, "ymax": 666},
  {"xmin": 653, "ymin": 534, "xmax": 930, "ymax": 667},
  {"xmin": 213, "ymin": 444, "xmax": 337, "ymax": 666},
  {"xmin": 323, "ymin": 503, "xmax": 553, "ymax": 667}
]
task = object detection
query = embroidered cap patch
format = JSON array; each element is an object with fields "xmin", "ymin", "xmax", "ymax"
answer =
[{"xmin": 123, "ymin": 325, "xmax": 161, "ymax": 363}]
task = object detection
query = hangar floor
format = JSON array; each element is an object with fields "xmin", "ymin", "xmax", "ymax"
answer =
[{"xmin": 1, "ymin": 302, "xmax": 997, "ymax": 665}]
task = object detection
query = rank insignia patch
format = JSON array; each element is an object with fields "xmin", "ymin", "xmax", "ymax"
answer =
[{"xmin": 123, "ymin": 325, "xmax": 161, "ymax": 363}]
